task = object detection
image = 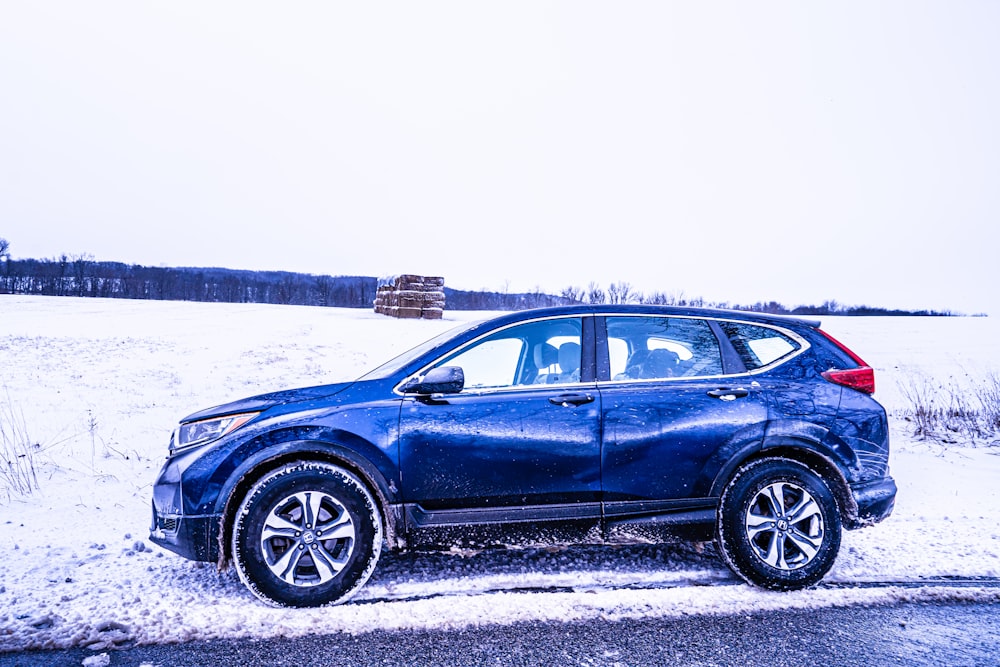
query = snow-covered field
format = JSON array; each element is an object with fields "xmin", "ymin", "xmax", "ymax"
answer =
[{"xmin": 1, "ymin": 295, "xmax": 999, "ymax": 653}]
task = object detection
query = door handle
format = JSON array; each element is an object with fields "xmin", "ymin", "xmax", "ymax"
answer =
[
  {"xmin": 707, "ymin": 387, "xmax": 750, "ymax": 400},
  {"xmin": 549, "ymin": 393, "xmax": 595, "ymax": 407}
]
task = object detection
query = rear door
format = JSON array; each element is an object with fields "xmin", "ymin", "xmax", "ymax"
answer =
[{"xmin": 598, "ymin": 315, "xmax": 770, "ymax": 526}]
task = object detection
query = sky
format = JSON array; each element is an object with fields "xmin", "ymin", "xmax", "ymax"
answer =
[{"xmin": 1, "ymin": 2, "xmax": 998, "ymax": 314}]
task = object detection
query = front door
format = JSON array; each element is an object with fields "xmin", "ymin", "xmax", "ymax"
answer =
[{"xmin": 399, "ymin": 316, "xmax": 602, "ymax": 539}]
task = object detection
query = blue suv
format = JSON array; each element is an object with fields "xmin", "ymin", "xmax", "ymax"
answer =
[{"xmin": 150, "ymin": 306, "xmax": 896, "ymax": 607}]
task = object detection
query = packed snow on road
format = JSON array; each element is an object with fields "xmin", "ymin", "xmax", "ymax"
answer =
[{"xmin": 1, "ymin": 296, "xmax": 999, "ymax": 652}]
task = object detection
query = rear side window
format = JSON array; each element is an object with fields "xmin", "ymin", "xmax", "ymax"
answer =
[
  {"xmin": 719, "ymin": 321, "xmax": 801, "ymax": 371},
  {"xmin": 606, "ymin": 316, "xmax": 723, "ymax": 380}
]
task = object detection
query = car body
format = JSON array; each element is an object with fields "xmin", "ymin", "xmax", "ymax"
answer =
[{"xmin": 150, "ymin": 305, "xmax": 896, "ymax": 606}]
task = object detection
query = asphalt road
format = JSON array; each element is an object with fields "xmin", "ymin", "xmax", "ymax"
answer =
[{"xmin": 3, "ymin": 600, "xmax": 999, "ymax": 667}]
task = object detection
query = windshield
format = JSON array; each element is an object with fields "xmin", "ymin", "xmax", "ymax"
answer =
[{"xmin": 356, "ymin": 319, "xmax": 485, "ymax": 381}]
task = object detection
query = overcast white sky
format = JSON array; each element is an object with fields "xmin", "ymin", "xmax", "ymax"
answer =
[{"xmin": 2, "ymin": 2, "xmax": 998, "ymax": 314}]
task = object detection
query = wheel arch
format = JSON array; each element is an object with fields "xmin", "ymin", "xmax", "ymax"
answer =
[
  {"xmin": 215, "ymin": 437, "xmax": 401, "ymax": 569},
  {"xmin": 710, "ymin": 440, "xmax": 858, "ymax": 524}
]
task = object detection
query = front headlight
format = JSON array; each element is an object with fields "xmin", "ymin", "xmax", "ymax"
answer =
[{"xmin": 171, "ymin": 412, "xmax": 260, "ymax": 453}]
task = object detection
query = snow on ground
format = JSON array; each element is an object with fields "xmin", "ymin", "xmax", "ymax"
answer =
[{"xmin": 1, "ymin": 296, "xmax": 999, "ymax": 652}]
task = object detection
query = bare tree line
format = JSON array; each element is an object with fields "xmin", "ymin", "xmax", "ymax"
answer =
[
  {"xmin": 0, "ymin": 239, "xmax": 957, "ymax": 316},
  {"xmin": 555, "ymin": 280, "xmax": 958, "ymax": 316},
  {"xmin": 0, "ymin": 250, "xmax": 564, "ymax": 310},
  {"xmin": 0, "ymin": 253, "xmax": 378, "ymax": 307}
]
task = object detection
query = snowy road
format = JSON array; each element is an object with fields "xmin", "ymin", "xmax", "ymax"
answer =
[{"xmin": 6, "ymin": 599, "xmax": 1000, "ymax": 667}]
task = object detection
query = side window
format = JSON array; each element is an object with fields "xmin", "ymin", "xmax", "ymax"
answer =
[
  {"xmin": 718, "ymin": 321, "xmax": 800, "ymax": 371},
  {"xmin": 606, "ymin": 317, "xmax": 723, "ymax": 380},
  {"xmin": 435, "ymin": 318, "xmax": 583, "ymax": 389},
  {"xmin": 442, "ymin": 338, "xmax": 524, "ymax": 388}
]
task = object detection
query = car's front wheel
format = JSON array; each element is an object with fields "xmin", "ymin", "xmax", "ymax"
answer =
[
  {"xmin": 232, "ymin": 461, "xmax": 383, "ymax": 607},
  {"xmin": 716, "ymin": 457, "xmax": 841, "ymax": 591}
]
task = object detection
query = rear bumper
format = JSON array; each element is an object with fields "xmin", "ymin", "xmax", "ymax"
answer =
[{"xmin": 846, "ymin": 476, "xmax": 897, "ymax": 529}]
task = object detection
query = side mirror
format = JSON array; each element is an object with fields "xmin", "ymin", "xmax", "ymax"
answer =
[{"xmin": 401, "ymin": 366, "xmax": 465, "ymax": 395}]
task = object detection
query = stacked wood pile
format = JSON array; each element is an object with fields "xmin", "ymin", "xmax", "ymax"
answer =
[{"xmin": 373, "ymin": 274, "xmax": 445, "ymax": 319}]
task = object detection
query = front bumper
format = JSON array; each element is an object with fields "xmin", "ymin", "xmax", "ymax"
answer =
[
  {"xmin": 150, "ymin": 503, "xmax": 221, "ymax": 562},
  {"xmin": 149, "ymin": 451, "xmax": 223, "ymax": 563},
  {"xmin": 846, "ymin": 476, "xmax": 897, "ymax": 529}
]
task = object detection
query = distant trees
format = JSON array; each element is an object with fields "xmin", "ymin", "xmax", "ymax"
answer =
[
  {"xmin": 0, "ymin": 252, "xmax": 956, "ymax": 316},
  {"xmin": 560, "ymin": 285, "xmax": 584, "ymax": 303},
  {"xmin": 0, "ymin": 258, "xmax": 380, "ymax": 308},
  {"xmin": 0, "ymin": 238, "xmax": 9, "ymax": 295},
  {"xmin": 550, "ymin": 280, "xmax": 955, "ymax": 317},
  {"xmin": 0, "ymin": 258, "xmax": 565, "ymax": 310},
  {"xmin": 443, "ymin": 286, "xmax": 564, "ymax": 310},
  {"xmin": 607, "ymin": 281, "xmax": 637, "ymax": 304},
  {"xmin": 585, "ymin": 281, "xmax": 606, "ymax": 304}
]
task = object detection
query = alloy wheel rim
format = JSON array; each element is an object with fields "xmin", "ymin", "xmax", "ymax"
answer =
[
  {"xmin": 744, "ymin": 481, "xmax": 824, "ymax": 571},
  {"xmin": 260, "ymin": 491, "xmax": 356, "ymax": 587}
]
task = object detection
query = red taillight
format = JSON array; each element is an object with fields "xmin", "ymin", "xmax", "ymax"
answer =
[
  {"xmin": 822, "ymin": 366, "xmax": 876, "ymax": 394},
  {"xmin": 818, "ymin": 329, "xmax": 875, "ymax": 394}
]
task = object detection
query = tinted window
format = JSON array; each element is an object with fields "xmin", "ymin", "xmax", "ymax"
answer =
[
  {"xmin": 719, "ymin": 321, "xmax": 800, "ymax": 370},
  {"xmin": 435, "ymin": 318, "xmax": 583, "ymax": 389},
  {"xmin": 606, "ymin": 316, "xmax": 723, "ymax": 380}
]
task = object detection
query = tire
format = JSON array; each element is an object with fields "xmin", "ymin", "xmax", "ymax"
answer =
[
  {"xmin": 716, "ymin": 457, "xmax": 841, "ymax": 591},
  {"xmin": 232, "ymin": 461, "xmax": 383, "ymax": 607}
]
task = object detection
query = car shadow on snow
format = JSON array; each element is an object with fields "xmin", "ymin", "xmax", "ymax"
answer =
[
  {"xmin": 354, "ymin": 541, "xmax": 735, "ymax": 602},
  {"xmin": 159, "ymin": 541, "xmax": 733, "ymax": 607}
]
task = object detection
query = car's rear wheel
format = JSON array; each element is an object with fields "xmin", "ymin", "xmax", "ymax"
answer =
[
  {"xmin": 716, "ymin": 457, "xmax": 841, "ymax": 591},
  {"xmin": 232, "ymin": 461, "xmax": 383, "ymax": 607}
]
